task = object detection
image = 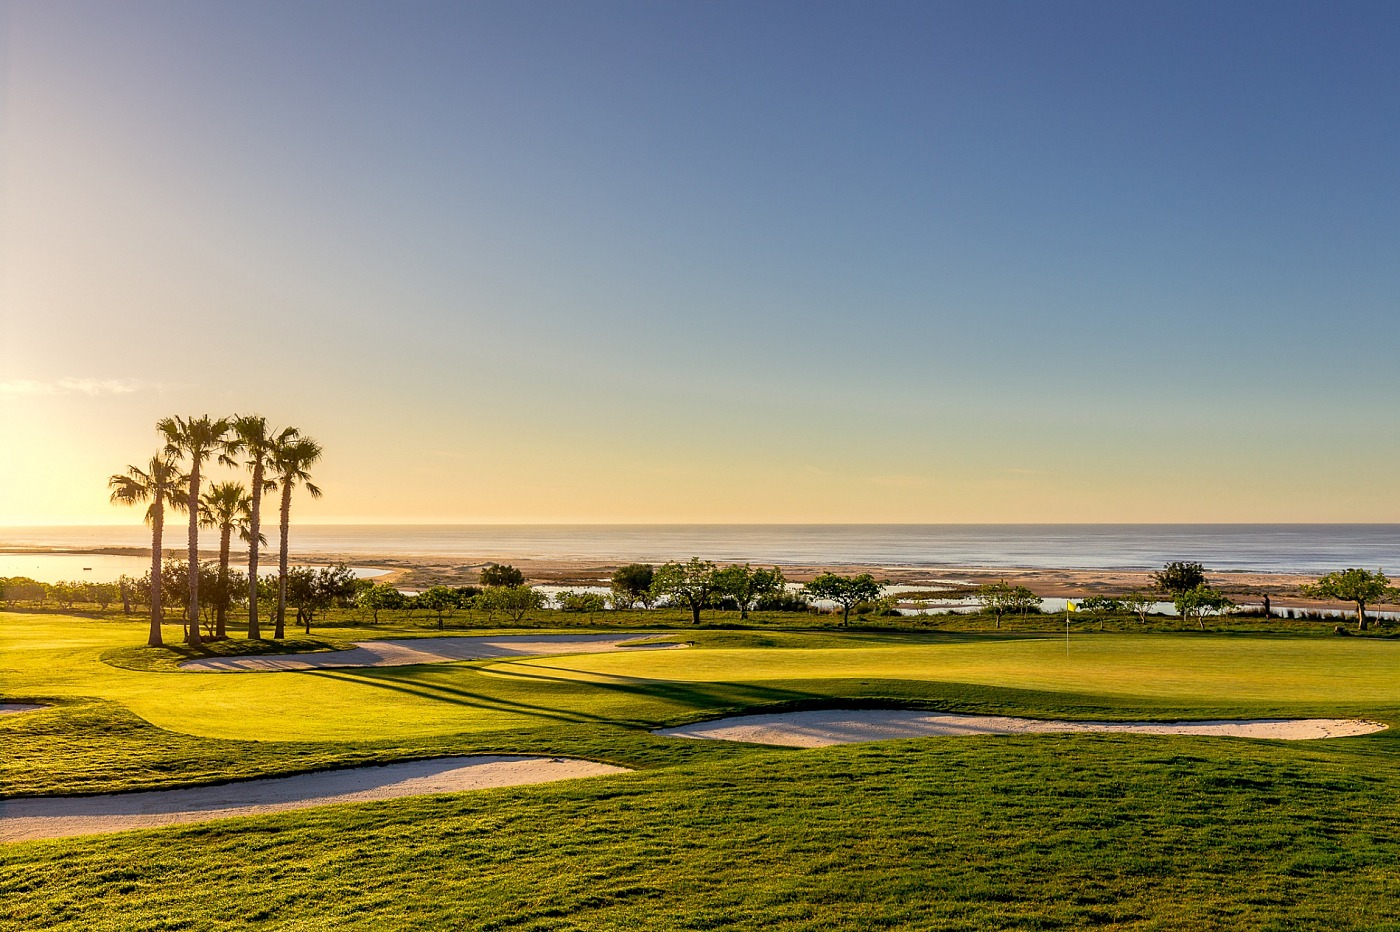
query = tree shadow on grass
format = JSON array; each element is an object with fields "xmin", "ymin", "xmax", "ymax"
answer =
[{"xmin": 300, "ymin": 667, "xmax": 818, "ymax": 728}]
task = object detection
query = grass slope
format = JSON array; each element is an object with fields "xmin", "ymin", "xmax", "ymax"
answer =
[
  {"xmin": 5, "ymin": 610, "xmax": 1400, "ymax": 930},
  {"xmin": 6, "ymin": 737, "xmax": 1400, "ymax": 930}
]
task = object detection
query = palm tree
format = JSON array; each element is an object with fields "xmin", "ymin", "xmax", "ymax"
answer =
[
  {"xmin": 108, "ymin": 455, "xmax": 186, "ymax": 647},
  {"xmin": 158, "ymin": 415, "xmax": 232, "ymax": 645},
  {"xmin": 198, "ymin": 482, "xmax": 256, "ymax": 639},
  {"xmin": 269, "ymin": 435, "xmax": 323, "ymax": 639},
  {"xmin": 226, "ymin": 415, "xmax": 296, "ymax": 639}
]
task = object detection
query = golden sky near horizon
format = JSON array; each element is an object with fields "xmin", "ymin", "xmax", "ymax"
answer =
[
  {"xmin": 6, "ymin": 5, "xmax": 1400, "ymax": 526},
  {"xmin": 1, "ymin": 385, "xmax": 1394, "ymax": 525}
]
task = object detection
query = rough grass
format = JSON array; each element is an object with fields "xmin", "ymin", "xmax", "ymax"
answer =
[{"xmin": 6, "ymin": 737, "xmax": 1400, "ymax": 930}]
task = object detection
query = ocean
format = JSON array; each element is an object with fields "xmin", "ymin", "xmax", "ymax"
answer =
[{"xmin": 3, "ymin": 524, "xmax": 1399, "ymax": 576}]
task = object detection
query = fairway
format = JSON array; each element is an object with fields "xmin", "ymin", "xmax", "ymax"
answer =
[
  {"xmin": 485, "ymin": 635, "xmax": 1400, "ymax": 707},
  {"xmin": 6, "ymin": 615, "xmax": 1400, "ymax": 742}
]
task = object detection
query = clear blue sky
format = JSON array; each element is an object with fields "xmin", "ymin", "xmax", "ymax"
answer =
[{"xmin": 4, "ymin": 1, "xmax": 1399, "ymax": 522}]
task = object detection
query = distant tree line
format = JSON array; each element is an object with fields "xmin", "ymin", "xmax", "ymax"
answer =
[{"xmin": 341, "ymin": 560, "xmax": 891, "ymax": 627}]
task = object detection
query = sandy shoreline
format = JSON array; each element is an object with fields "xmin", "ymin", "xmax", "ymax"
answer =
[
  {"xmin": 0, "ymin": 756, "xmax": 630, "ymax": 842},
  {"xmin": 0, "ymin": 545, "xmax": 1374, "ymax": 610}
]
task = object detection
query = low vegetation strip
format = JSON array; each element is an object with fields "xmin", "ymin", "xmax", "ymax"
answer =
[
  {"xmin": 657, "ymin": 709, "xmax": 1389, "ymax": 747},
  {"xmin": 177, "ymin": 634, "xmax": 687, "ymax": 671},
  {"xmin": 0, "ymin": 755, "xmax": 630, "ymax": 842}
]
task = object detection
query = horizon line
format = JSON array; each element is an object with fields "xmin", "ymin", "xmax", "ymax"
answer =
[{"xmin": 6, "ymin": 521, "xmax": 1400, "ymax": 529}]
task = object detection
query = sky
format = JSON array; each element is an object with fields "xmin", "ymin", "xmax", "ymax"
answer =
[{"xmin": 3, "ymin": 0, "xmax": 1400, "ymax": 525}]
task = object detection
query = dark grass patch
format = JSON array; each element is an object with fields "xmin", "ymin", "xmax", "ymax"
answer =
[
  {"xmin": 5, "ymin": 736, "xmax": 1400, "ymax": 930},
  {"xmin": 101, "ymin": 637, "xmax": 355, "ymax": 673}
]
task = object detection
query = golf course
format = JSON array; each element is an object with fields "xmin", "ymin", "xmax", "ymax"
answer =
[{"xmin": 4, "ymin": 609, "xmax": 1400, "ymax": 930}]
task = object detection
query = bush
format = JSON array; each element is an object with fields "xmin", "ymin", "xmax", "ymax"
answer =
[
  {"xmin": 557, "ymin": 591, "xmax": 607, "ymax": 613},
  {"xmin": 480, "ymin": 564, "xmax": 525, "ymax": 587},
  {"xmin": 755, "ymin": 591, "xmax": 811, "ymax": 613}
]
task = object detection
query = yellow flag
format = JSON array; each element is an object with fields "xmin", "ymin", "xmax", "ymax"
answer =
[{"xmin": 1066, "ymin": 600, "xmax": 1078, "ymax": 613}]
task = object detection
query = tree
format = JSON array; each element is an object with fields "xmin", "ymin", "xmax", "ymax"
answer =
[
  {"xmin": 1079, "ymin": 595, "xmax": 1122, "ymax": 630},
  {"xmin": 51, "ymin": 582, "xmax": 80, "ymax": 610},
  {"xmin": 227, "ymin": 415, "xmax": 296, "ymax": 640},
  {"xmin": 480, "ymin": 563, "xmax": 525, "ymax": 587},
  {"xmin": 268, "ymin": 435, "xmax": 323, "ymax": 639},
  {"xmin": 804, "ymin": 572, "xmax": 883, "ymax": 626},
  {"xmin": 199, "ymin": 481, "xmax": 256, "ymax": 639},
  {"xmin": 286, "ymin": 564, "xmax": 357, "ymax": 633},
  {"xmin": 714, "ymin": 564, "xmax": 786, "ymax": 620},
  {"xmin": 417, "ymin": 586, "xmax": 461, "ymax": 629},
  {"xmin": 0, "ymin": 577, "xmax": 46, "ymax": 608},
  {"xmin": 1006, "ymin": 585, "xmax": 1041, "ymax": 618},
  {"xmin": 1174, "ymin": 584, "xmax": 1234, "ymax": 630},
  {"xmin": 1154, "ymin": 561, "xmax": 1207, "ymax": 597},
  {"xmin": 610, "ymin": 564, "xmax": 656, "ymax": 609},
  {"xmin": 1302, "ymin": 568, "xmax": 1391, "ymax": 631},
  {"xmin": 143, "ymin": 558, "xmax": 223, "ymax": 637},
  {"xmin": 974, "ymin": 581, "xmax": 1012, "ymax": 628},
  {"xmin": 476, "ymin": 585, "xmax": 546, "ymax": 623},
  {"xmin": 158, "ymin": 415, "xmax": 232, "ymax": 645},
  {"xmin": 357, "ymin": 583, "xmax": 405, "ymax": 623},
  {"xmin": 1121, "ymin": 591, "xmax": 1155, "ymax": 624},
  {"xmin": 653, "ymin": 558, "xmax": 720, "ymax": 625},
  {"xmin": 109, "ymin": 454, "xmax": 187, "ymax": 647},
  {"xmin": 87, "ymin": 582, "xmax": 118, "ymax": 611}
]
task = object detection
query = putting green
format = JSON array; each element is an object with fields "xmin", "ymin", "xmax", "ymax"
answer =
[
  {"xmin": 5, "ymin": 612, "xmax": 1399, "ymax": 743},
  {"xmin": 483, "ymin": 635, "xmax": 1400, "ymax": 705}
]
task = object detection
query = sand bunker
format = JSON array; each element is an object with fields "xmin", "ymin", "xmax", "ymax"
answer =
[
  {"xmin": 179, "ymin": 634, "xmax": 685, "ymax": 672},
  {"xmin": 1, "ymin": 755, "xmax": 629, "ymax": 843},
  {"xmin": 656, "ymin": 709, "xmax": 1389, "ymax": 747},
  {"xmin": 0, "ymin": 703, "xmax": 46, "ymax": 715}
]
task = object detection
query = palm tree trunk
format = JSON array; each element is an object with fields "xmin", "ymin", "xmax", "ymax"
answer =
[
  {"xmin": 149, "ymin": 506, "xmax": 164, "ymax": 647},
  {"xmin": 186, "ymin": 464, "xmax": 202, "ymax": 646},
  {"xmin": 216, "ymin": 525, "xmax": 231, "ymax": 639},
  {"xmin": 276, "ymin": 482, "xmax": 291, "ymax": 639},
  {"xmin": 247, "ymin": 460, "xmax": 264, "ymax": 639}
]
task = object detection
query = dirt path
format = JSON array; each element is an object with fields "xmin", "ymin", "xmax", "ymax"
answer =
[
  {"xmin": 656, "ymin": 710, "xmax": 1389, "ymax": 747},
  {"xmin": 179, "ymin": 634, "xmax": 686, "ymax": 672},
  {"xmin": 1, "ymin": 756, "xmax": 630, "ymax": 842}
]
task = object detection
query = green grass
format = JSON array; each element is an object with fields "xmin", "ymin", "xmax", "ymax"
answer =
[
  {"xmin": 5, "ymin": 610, "xmax": 1400, "ymax": 930},
  {"xmin": 7, "ymin": 737, "xmax": 1400, "ymax": 930}
]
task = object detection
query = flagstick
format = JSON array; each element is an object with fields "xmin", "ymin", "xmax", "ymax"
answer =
[{"xmin": 1066, "ymin": 606, "xmax": 1070, "ymax": 656}]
